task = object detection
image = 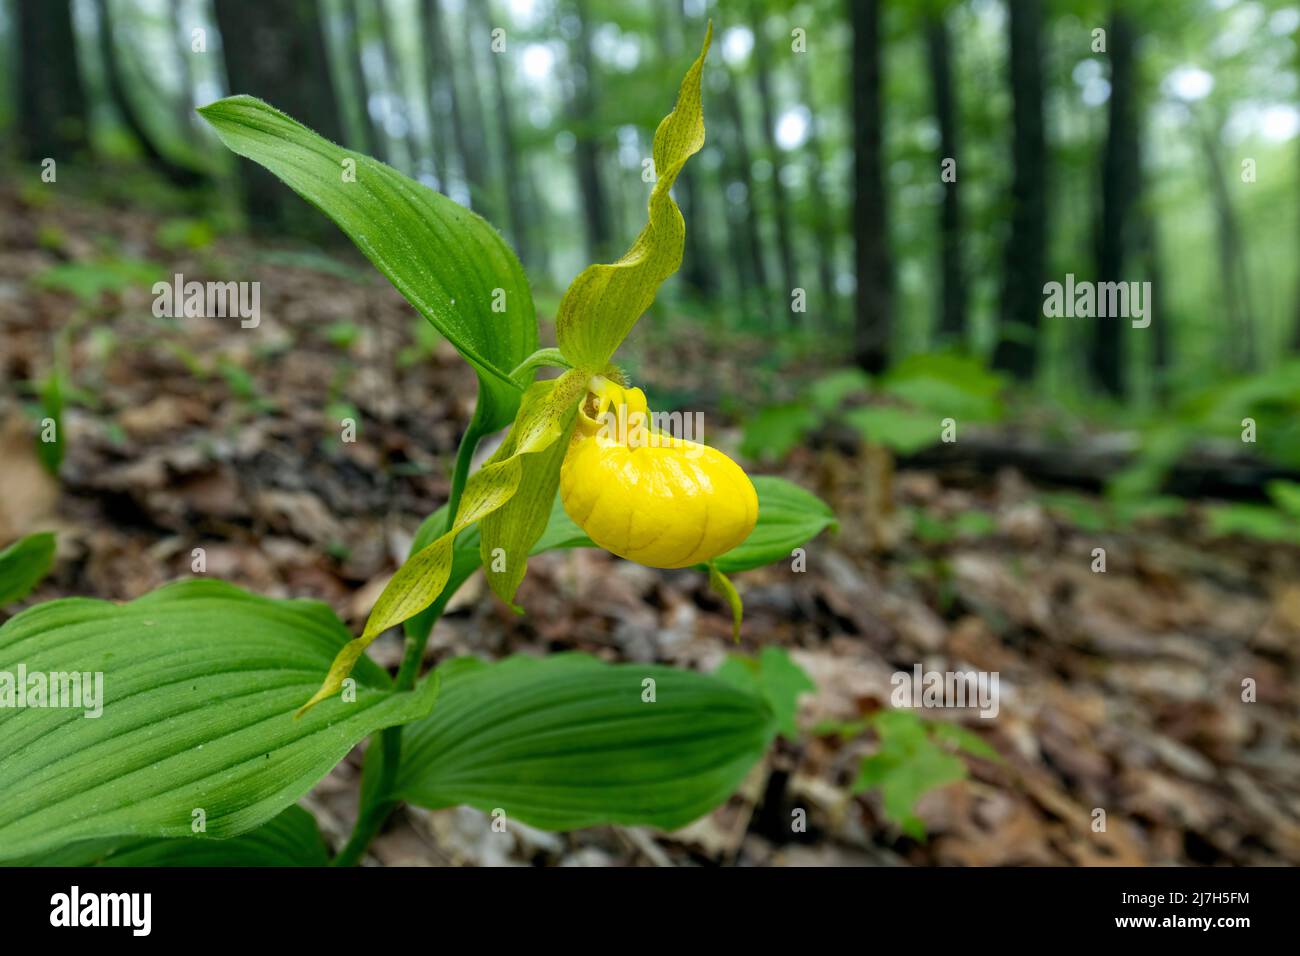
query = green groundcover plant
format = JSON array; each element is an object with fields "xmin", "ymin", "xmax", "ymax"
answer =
[{"xmin": 0, "ymin": 26, "xmax": 840, "ymax": 866}]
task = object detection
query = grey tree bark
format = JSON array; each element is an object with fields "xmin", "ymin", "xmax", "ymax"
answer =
[
  {"xmin": 849, "ymin": 0, "xmax": 893, "ymax": 373},
  {"xmin": 1091, "ymin": 9, "xmax": 1139, "ymax": 396},
  {"xmin": 214, "ymin": 0, "xmax": 345, "ymax": 235},
  {"xmin": 564, "ymin": 0, "xmax": 613, "ymax": 262},
  {"xmin": 926, "ymin": 8, "xmax": 966, "ymax": 346},
  {"xmin": 15, "ymin": 0, "xmax": 89, "ymax": 162},
  {"xmin": 342, "ymin": 0, "xmax": 387, "ymax": 162},
  {"xmin": 95, "ymin": 0, "xmax": 205, "ymax": 186},
  {"xmin": 992, "ymin": 0, "xmax": 1047, "ymax": 381},
  {"xmin": 750, "ymin": 4, "xmax": 798, "ymax": 307}
]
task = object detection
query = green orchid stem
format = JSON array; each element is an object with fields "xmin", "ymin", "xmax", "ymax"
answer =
[
  {"xmin": 332, "ymin": 411, "xmax": 487, "ymax": 866},
  {"xmin": 509, "ymin": 347, "xmax": 572, "ymax": 386},
  {"xmin": 332, "ymin": 736, "xmax": 400, "ymax": 867},
  {"xmin": 443, "ymin": 411, "xmax": 488, "ymax": 540}
]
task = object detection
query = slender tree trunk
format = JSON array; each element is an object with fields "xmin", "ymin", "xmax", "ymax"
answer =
[
  {"xmin": 1091, "ymin": 9, "xmax": 1139, "ymax": 396},
  {"xmin": 15, "ymin": 0, "xmax": 89, "ymax": 161},
  {"xmin": 566, "ymin": 0, "xmax": 613, "ymax": 262},
  {"xmin": 719, "ymin": 132, "xmax": 761, "ymax": 322},
  {"xmin": 1295, "ymin": 137, "xmax": 1300, "ymax": 350},
  {"xmin": 426, "ymin": 0, "xmax": 491, "ymax": 215},
  {"xmin": 664, "ymin": 0, "xmax": 717, "ymax": 299},
  {"xmin": 168, "ymin": 0, "xmax": 197, "ymax": 144},
  {"xmin": 214, "ymin": 0, "xmax": 344, "ymax": 235},
  {"xmin": 721, "ymin": 68, "xmax": 772, "ymax": 324},
  {"xmin": 341, "ymin": 0, "xmax": 386, "ymax": 162},
  {"xmin": 95, "ymin": 0, "xmax": 204, "ymax": 186},
  {"xmin": 992, "ymin": 0, "xmax": 1047, "ymax": 381},
  {"xmin": 472, "ymin": 0, "xmax": 532, "ymax": 265},
  {"xmin": 849, "ymin": 0, "xmax": 892, "ymax": 373},
  {"xmin": 458, "ymin": 5, "xmax": 497, "ymax": 213},
  {"xmin": 1194, "ymin": 108, "xmax": 1255, "ymax": 371},
  {"xmin": 796, "ymin": 54, "xmax": 839, "ymax": 326},
  {"xmin": 418, "ymin": 0, "xmax": 452, "ymax": 190},
  {"xmin": 1137, "ymin": 202, "xmax": 1169, "ymax": 398},
  {"xmin": 374, "ymin": 0, "xmax": 422, "ymax": 172},
  {"xmin": 675, "ymin": 145, "xmax": 717, "ymax": 298},
  {"xmin": 926, "ymin": 9, "xmax": 966, "ymax": 346},
  {"xmin": 1293, "ymin": 23, "xmax": 1300, "ymax": 351},
  {"xmin": 750, "ymin": 4, "xmax": 797, "ymax": 307}
]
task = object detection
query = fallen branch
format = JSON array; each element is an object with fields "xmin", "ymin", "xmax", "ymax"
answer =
[{"xmin": 892, "ymin": 432, "xmax": 1299, "ymax": 501}]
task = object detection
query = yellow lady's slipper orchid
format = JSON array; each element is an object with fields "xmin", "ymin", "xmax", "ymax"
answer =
[{"xmin": 560, "ymin": 378, "xmax": 758, "ymax": 569}]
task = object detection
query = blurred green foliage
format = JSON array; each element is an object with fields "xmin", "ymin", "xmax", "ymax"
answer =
[{"xmin": 813, "ymin": 709, "xmax": 1000, "ymax": 841}]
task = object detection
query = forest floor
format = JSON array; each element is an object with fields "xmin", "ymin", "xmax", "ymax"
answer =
[{"xmin": 2, "ymin": 181, "xmax": 1298, "ymax": 866}]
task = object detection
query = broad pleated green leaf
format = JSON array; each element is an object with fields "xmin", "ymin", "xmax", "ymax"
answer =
[
  {"xmin": 0, "ymin": 580, "xmax": 439, "ymax": 862},
  {"xmin": 197, "ymin": 95, "xmax": 536, "ymax": 431},
  {"xmin": 11, "ymin": 805, "xmax": 328, "ymax": 867},
  {"xmin": 554, "ymin": 25, "xmax": 712, "ymax": 368},
  {"xmin": 0, "ymin": 532, "xmax": 56, "ymax": 606},
  {"xmin": 713, "ymin": 476, "xmax": 838, "ymax": 573},
  {"xmin": 302, "ymin": 370, "xmax": 588, "ymax": 713},
  {"xmin": 395, "ymin": 654, "xmax": 775, "ymax": 831}
]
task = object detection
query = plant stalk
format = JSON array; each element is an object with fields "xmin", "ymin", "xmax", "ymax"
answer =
[{"xmin": 332, "ymin": 410, "xmax": 487, "ymax": 865}]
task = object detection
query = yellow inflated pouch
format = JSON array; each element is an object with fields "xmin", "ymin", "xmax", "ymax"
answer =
[{"xmin": 560, "ymin": 378, "xmax": 758, "ymax": 569}]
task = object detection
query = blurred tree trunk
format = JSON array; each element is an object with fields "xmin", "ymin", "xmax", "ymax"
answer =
[
  {"xmin": 95, "ymin": 0, "xmax": 204, "ymax": 186},
  {"xmin": 1137, "ymin": 203, "xmax": 1169, "ymax": 398},
  {"xmin": 1296, "ymin": 170, "xmax": 1300, "ymax": 350},
  {"xmin": 720, "ymin": 68, "xmax": 772, "ymax": 324},
  {"xmin": 674, "ymin": 154, "xmax": 718, "ymax": 298},
  {"xmin": 418, "ymin": 0, "xmax": 452, "ymax": 190},
  {"xmin": 472, "ymin": 0, "xmax": 533, "ymax": 266},
  {"xmin": 456, "ymin": 6, "xmax": 497, "ymax": 214},
  {"xmin": 665, "ymin": 0, "xmax": 717, "ymax": 299},
  {"xmin": 168, "ymin": 0, "xmax": 197, "ymax": 144},
  {"xmin": 1091, "ymin": 9, "xmax": 1139, "ymax": 396},
  {"xmin": 750, "ymin": 5, "xmax": 797, "ymax": 308},
  {"xmin": 341, "ymin": 0, "xmax": 386, "ymax": 162},
  {"xmin": 849, "ymin": 0, "xmax": 892, "ymax": 373},
  {"xmin": 926, "ymin": 8, "xmax": 966, "ymax": 346},
  {"xmin": 15, "ymin": 0, "xmax": 89, "ymax": 161},
  {"xmin": 1195, "ymin": 108, "xmax": 1254, "ymax": 371},
  {"xmin": 992, "ymin": 0, "xmax": 1047, "ymax": 381},
  {"xmin": 1293, "ymin": 22, "xmax": 1300, "ymax": 351},
  {"xmin": 214, "ymin": 0, "xmax": 344, "ymax": 235},
  {"xmin": 796, "ymin": 54, "xmax": 840, "ymax": 326},
  {"xmin": 426, "ymin": 0, "xmax": 491, "ymax": 216},
  {"xmin": 565, "ymin": 0, "xmax": 613, "ymax": 262},
  {"xmin": 374, "ymin": 0, "xmax": 422, "ymax": 172}
]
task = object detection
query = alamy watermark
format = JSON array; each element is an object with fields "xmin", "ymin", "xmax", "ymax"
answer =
[
  {"xmin": 152, "ymin": 273, "xmax": 260, "ymax": 328},
  {"xmin": 1043, "ymin": 274, "xmax": 1152, "ymax": 328},
  {"xmin": 596, "ymin": 406, "xmax": 707, "ymax": 458},
  {"xmin": 50, "ymin": 886, "xmax": 151, "ymax": 936},
  {"xmin": 890, "ymin": 664, "xmax": 1000, "ymax": 719},
  {"xmin": 0, "ymin": 665, "xmax": 104, "ymax": 718}
]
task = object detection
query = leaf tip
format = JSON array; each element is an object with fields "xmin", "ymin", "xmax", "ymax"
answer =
[
  {"xmin": 294, "ymin": 687, "xmax": 331, "ymax": 719},
  {"xmin": 194, "ymin": 97, "xmax": 234, "ymax": 122},
  {"xmin": 708, "ymin": 561, "xmax": 743, "ymax": 642}
]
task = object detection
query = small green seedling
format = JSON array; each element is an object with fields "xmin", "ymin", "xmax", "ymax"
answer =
[{"xmin": 817, "ymin": 710, "xmax": 1000, "ymax": 841}]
